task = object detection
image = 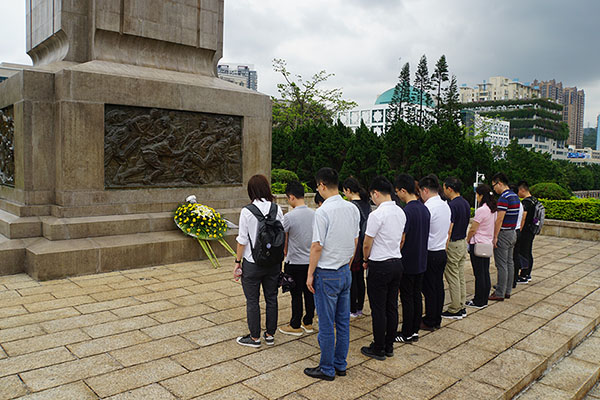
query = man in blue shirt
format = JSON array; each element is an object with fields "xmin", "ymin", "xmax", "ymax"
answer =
[
  {"xmin": 442, "ymin": 177, "xmax": 471, "ymax": 320},
  {"xmin": 305, "ymin": 168, "xmax": 360, "ymax": 381},
  {"xmin": 394, "ymin": 174, "xmax": 430, "ymax": 343}
]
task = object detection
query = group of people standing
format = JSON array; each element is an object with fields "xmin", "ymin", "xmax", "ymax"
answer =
[{"xmin": 232, "ymin": 168, "xmax": 540, "ymax": 381}]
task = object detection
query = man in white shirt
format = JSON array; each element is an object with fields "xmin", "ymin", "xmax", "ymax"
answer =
[
  {"xmin": 360, "ymin": 176, "xmax": 406, "ymax": 361},
  {"xmin": 304, "ymin": 168, "xmax": 360, "ymax": 381},
  {"xmin": 419, "ymin": 175, "xmax": 451, "ymax": 331}
]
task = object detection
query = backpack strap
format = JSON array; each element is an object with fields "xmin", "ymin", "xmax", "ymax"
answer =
[
  {"xmin": 245, "ymin": 204, "xmax": 266, "ymax": 222},
  {"xmin": 267, "ymin": 202, "xmax": 278, "ymax": 220}
]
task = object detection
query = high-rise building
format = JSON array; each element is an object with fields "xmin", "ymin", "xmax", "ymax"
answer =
[
  {"xmin": 217, "ymin": 63, "xmax": 258, "ymax": 91},
  {"xmin": 597, "ymin": 114, "xmax": 600, "ymax": 151},
  {"xmin": 532, "ymin": 79, "xmax": 585, "ymax": 149},
  {"xmin": 459, "ymin": 76, "xmax": 540, "ymax": 103},
  {"xmin": 563, "ymin": 87, "xmax": 585, "ymax": 148}
]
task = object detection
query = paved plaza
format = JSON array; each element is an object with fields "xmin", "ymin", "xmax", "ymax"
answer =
[{"xmin": 0, "ymin": 235, "xmax": 599, "ymax": 399}]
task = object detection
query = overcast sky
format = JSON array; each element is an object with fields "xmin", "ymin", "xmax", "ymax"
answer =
[{"xmin": 1, "ymin": 1, "xmax": 598, "ymax": 127}]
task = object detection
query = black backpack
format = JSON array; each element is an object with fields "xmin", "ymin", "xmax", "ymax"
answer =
[
  {"xmin": 530, "ymin": 197, "xmax": 545, "ymax": 235},
  {"xmin": 246, "ymin": 203, "xmax": 285, "ymax": 266}
]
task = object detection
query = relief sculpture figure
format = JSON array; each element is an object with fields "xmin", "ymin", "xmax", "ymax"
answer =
[
  {"xmin": 0, "ymin": 107, "xmax": 15, "ymax": 187},
  {"xmin": 104, "ymin": 105, "xmax": 242, "ymax": 188}
]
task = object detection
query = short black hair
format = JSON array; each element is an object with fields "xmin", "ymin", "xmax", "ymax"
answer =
[
  {"xmin": 315, "ymin": 167, "xmax": 339, "ymax": 189},
  {"xmin": 314, "ymin": 191, "xmax": 325, "ymax": 205},
  {"xmin": 443, "ymin": 177, "xmax": 462, "ymax": 193},
  {"xmin": 285, "ymin": 180, "xmax": 305, "ymax": 199},
  {"xmin": 418, "ymin": 174, "xmax": 440, "ymax": 192},
  {"xmin": 394, "ymin": 174, "xmax": 416, "ymax": 194},
  {"xmin": 492, "ymin": 172, "xmax": 509, "ymax": 185},
  {"xmin": 518, "ymin": 180, "xmax": 529, "ymax": 191},
  {"xmin": 369, "ymin": 176, "xmax": 393, "ymax": 195}
]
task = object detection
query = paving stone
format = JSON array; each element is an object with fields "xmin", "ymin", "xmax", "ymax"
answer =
[
  {"xmin": 569, "ymin": 299, "xmax": 600, "ymax": 323},
  {"xmin": 183, "ymin": 320, "xmax": 248, "ymax": 347},
  {"xmin": 543, "ymin": 312, "xmax": 595, "ymax": 344},
  {"xmin": 242, "ymin": 358, "xmax": 316, "ymax": 399},
  {"xmin": 428, "ymin": 343, "xmax": 497, "ymax": 379},
  {"xmin": 149, "ymin": 304, "xmax": 216, "ymax": 323},
  {"xmin": 434, "ymin": 378, "xmax": 505, "ymax": 400},
  {"xmin": 0, "ymin": 324, "xmax": 46, "ymax": 343},
  {"xmin": 544, "ymin": 291, "xmax": 585, "ymax": 308},
  {"xmin": 161, "ymin": 360, "xmax": 259, "ymax": 399},
  {"xmin": 16, "ymin": 283, "xmax": 80, "ymax": 297},
  {"xmin": 2, "ymin": 328, "xmax": 91, "ymax": 356},
  {"xmin": 144, "ymin": 278, "xmax": 198, "ymax": 292},
  {"xmin": 477, "ymin": 300, "xmax": 526, "ymax": 320},
  {"xmin": 369, "ymin": 364, "xmax": 458, "ymax": 400},
  {"xmin": 169, "ymin": 291, "xmax": 228, "ymax": 306},
  {"xmin": 570, "ymin": 337, "xmax": 600, "ymax": 365},
  {"xmin": 445, "ymin": 311, "xmax": 500, "ymax": 335},
  {"xmin": 523, "ymin": 301, "xmax": 569, "ymax": 320},
  {"xmin": 0, "ymin": 305, "xmax": 28, "ymax": 319},
  {"xmin": 20, "ymin": 354, "xmax": 122, "ymax": 392},
  {"xmin": 0, "ymin": 346, "xmax": 6, "ymax": 359},
  {"xmin": 0, "ymin": 293, "xmax": 56, "ymax": 308},
  {"xmin": 86, "ymin": 358, "xmax": 186, "ymax": 398},
  {"xmin": 412, "ymin": 327, "xmax": 473, "ymax": 354},
  {"xmin": 299, "ymin": 363, "xmax": 392, "ymax": 400},
  {"xmin": 518, "ymin": 383, "xmax": 572, "ymax": 400},
  {"xmin": 111, "ymin": 300, "xmax": 177, "ymax": 318},
  {"xmin": 191, "ymin": 383, "xmax": 267, "ymax": 400},
  {"xmin": 72, "ymin": 274, "xmax": 131, "ymax": 288},
  {"xmin": 172, "ymin": 340, "xmax": 258, "ymax": 371},
  {"xmin": 90, "ymin": 286, "xmax": 152, "ymax": 302},
  {"xmin": 40, "ymin": 311, "xmax": 119, "ymax": 333},
  {"xmin": 105, "ymin": 383, "xmax": 177, "ymax": 400},
  {"xmin": 50, "ymin": 284, "xmax": 113, "ymax": 299},
  {"xmin": 539, "ymin": 357, "xmax": 600, "ymax": 398},
  {"xmin": 133, "ymin": 288, "xmax": 192, "ymax": 303},
  {"xmin": 468, "ymin": 326, "xmax": 526, "ymax": 353},
  {"xmin": 562, "ymin": 283, "xmax": 599, "ymax": 297},
  {"xmin": 0, "ymin": 274, "xmax": 32, "ymax": 284},
  {"xmin": 110, "ymin": 336, "xmax": 196, "ymax": 367},
  {"xmin": 76, "ymin": 297, "xmax": 141, "ymax": 314},
  {"xmin": 4, "ymin": 279, "xmax": 40, "ymax": 290},
  {"xmin": 0, "ymin": 375, "xmax": 28, "ymax": 398},
  {"xmin": 238, "ymin": 340, "xmax": 319, "ymax": 373},
  {"xmin": 202, "ymin": 306, "xmax": 251, "ymax": 325},
  {"xmin": 155, "ymin": 271, "xmax": 201, "ymax": 282},
  {"xmin": 204, "ymin": 294, "xmax": 248, "ymax": 311},
  {"xmin": 14, "ymin": 381, "xmax": 98, "ymax": 400},
  {"xmin": 141, "ymin": 315, "xmax": 214, "ymax": 339},
  {"xmin": 186, "ymin": 280, "xmax": 238, "ymax": 294},
  {"xmin": 107, "ymin": 277, "xmax": 161, "ymax": 289},
  {"xmin": 498, "ymin": 313, "xmax": 548, "ymax": 335},
  {"xmin": 23, "ymin": 295, "xmax": 95, "ymax": 313},
  {"xmin": 82, "ymin": 316, "xmax": 158, "ymax": 338},
  {"xmin": 0, "ymin": 307, "xmax": 80, "ymax": 330},
  {"xmin": 68, "ymin": 330, "xmax": 153, "ymax": 358},
  {"xmin": 514, "ymin": 328, "xmax": 571, "ymax": 364},
  {"xmin": 470, "ymin": 348, "xmax": 546, "ymax": 399}
]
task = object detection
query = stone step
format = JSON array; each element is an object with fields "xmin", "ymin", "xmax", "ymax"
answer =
[
  {"xmin": 516, "ymin": 328, "xmax": 600, "ymax": 399},
  {"xmin": 0, "ymin": 209, "xmax": 42, "ymax": 239},
  {"xmin": 0, "ymin": 229, "xmax": 238, "ymax": 280}
]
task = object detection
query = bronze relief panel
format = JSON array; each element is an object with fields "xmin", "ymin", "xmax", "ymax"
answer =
[
  {"xmin": 104, "ymin": 105, "xmax": 242, "ymax": 189},
  {"xmin": 0, "ymin": 106, "xmax": 15, "ymax": 187}
]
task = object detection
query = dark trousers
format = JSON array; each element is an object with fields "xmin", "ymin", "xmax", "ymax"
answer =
[
  {"xmin": 350, "ymin": 268, "xmax": 366, "ymax": 313},
  {"xmin": 284, "ymin": 263, "xmax": 315, "ymax": 329},
  {"xmin": 422, "ymin": 250, "xmax": 447, "ymax": 328},
  {"xmin": 512, "ymin": 229, "xmax": 521, "ymax": 286},
  {"xmin": 241, "ymin": 260, "xmax": 280, "ymax": 339},
  {"xmin": 399, "ymin": 272, "xmax": 424, "ymax": 338},
  {"xmin": 519, "ymin": 230, "xmax": 535, "ymax": 278},
  {"xmin": 469, "ymin": 244, "xmax": 491, "ymax": 306},
  {"xmin": 366, "ymin": 259, "xmax": 403, "ymax": 352}
]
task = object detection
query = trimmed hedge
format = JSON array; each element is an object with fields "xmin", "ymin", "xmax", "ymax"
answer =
[
  {"xmin": 271, "ymin": 181, "xmax": 312, "ymax": 195},
  {"xmin": 531, "ymin": 182, "xmax": 571, "ymax": 200},
  {"xmin": 271, "ymin": 168, "xmax": 299, "ymax": 184},
  {"xmin": 540, "ymin": 198, "xmax": 600, "ymax": 224},
  {"xmin": 480, "ymin": 108, "xmax": 562, "ymax": 122},
  {"xmin": 460, "ymin": 98, "xmax": 563, "ymax": 111}
]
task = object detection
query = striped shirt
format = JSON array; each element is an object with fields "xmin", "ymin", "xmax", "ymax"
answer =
[{"xmin": 497, "ymin": 189, "xmax": 520, "ymax": 230}]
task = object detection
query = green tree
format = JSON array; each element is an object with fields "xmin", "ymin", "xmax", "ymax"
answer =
[
  {"xmin": 440, "ymin": 75, "xmax": 461, "ymax": 126},
  {"xmin": 431, "ymin": 55, "xmax": 449, "ymax": 122},
  {"xmin": 413, "ymin": 55, "xmax": 431, "ymax": 128},
  {"xmin": 272, "ymin": 59, "xmax": 357, "ymax": 130},
  {"xmin": 388, "ymin": 62, "xmax": 412, "ymax": 128},
  {"xmin": 340, "ymin": 122, "xmax": 384, "ymax": 185}
]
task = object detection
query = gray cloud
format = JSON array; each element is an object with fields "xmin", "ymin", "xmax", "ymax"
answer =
[{"xmin": 1, "ymin": 1, "xmax": 598, "ymax": 125}]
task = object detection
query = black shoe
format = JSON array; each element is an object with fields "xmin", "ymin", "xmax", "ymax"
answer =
[
  {"xmin": 441, "ymin": 310, "xmax": 463, "ymax": 320},
  {"xmin": 461, "ymin": 308, "xmax": 467, "ymax": 317},
  {"xmin": 516, "ymin": 276, "xmax": 529, "ymax": 284},
  {"xmin": 236, "ymin": 334, "xmax": 261, "ymax": 348},
  {"xmin": 394, "ymin": 334, "xmax": 413, "ymax": 343},
  {"xmin": 361, "ymin": 343, "xmax": 386, "ymax": 361},
  {"xmin": 465, "ymin": 300, "xmax": 487, "ymax": 309},
  {"xmin": 411, "ymin": 333, "xmax": 419, "ymax": 342},
  {"xmin": 304, "ymin": 367, "xmax": 334, "ymax": 381},
  {"xmin": 420, "ymin": 322, "xmax": 436, "ymax": 332},
  {"xmin": 385, "ymin": 346, "xmax": 394, "ymax": 357},
  {"xmin": 335, "ymin": 368, "xmax": 346, "ymax": 376},
  {"xmin": 263, "ymin": 332, "xmax": 274, "ymax": 346}
]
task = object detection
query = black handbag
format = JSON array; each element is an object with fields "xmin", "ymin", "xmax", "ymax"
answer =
[{"xmin": 278, "ymin": 272, "xmax": 296, "ymax": 293}]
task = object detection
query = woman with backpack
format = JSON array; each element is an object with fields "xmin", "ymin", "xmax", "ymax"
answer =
[
  {"xmin": 234, "ymin": 174, "xmax": 285, "ymax": 348},
  {"xmin": 342, "ymin": 177, "xmax": 371, "ymax": 318},
  {"xmin": 465, "ymin": 184, "xmax": 497, "ymax": 309}
]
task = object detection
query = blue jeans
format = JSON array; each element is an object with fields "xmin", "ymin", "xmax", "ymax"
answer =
[{"xmin": 314, "ymin": 264, "xmax": 351, "ymax": 377}]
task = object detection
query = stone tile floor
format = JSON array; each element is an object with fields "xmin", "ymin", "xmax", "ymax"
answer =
[{"xmin": 0, "ymin": 235, "xmax": 599, "ymax": 399}]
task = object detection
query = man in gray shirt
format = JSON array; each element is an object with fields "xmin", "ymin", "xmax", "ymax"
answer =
[
  {"xmin": 279, "ymin": 181, "xmax": 316, "ymax": 336},
  {"xmin": 305, "ymin": 168, "xmax": 360, "ymax": 381}
]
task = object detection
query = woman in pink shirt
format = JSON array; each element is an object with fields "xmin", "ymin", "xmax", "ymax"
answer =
[{"xmin": 465, "ymin": 184, "xmax": 497, "ymax": 309}]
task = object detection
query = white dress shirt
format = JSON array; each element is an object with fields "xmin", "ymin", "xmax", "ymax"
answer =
[
  {"xmin": 312, "ymin": 195, "xmax": 360, "ymax": 269},
  {"xmin": 236, "ymin": 199, "xmax": 284, "ymax": 263},
  {"xmin": 424, "ymin": 195, "xmax": 451, "ymax": 251},
  {"xmin": 516, "ymin": 202, "xmax": 524, "ymax": 230},
  {"xmin": 365, "ymin": 201, "xmax": 406, "ymax": 261}
]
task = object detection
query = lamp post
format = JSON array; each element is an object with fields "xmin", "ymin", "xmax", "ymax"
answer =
[{"xmin": 474, "ymin": 171, "xmax": 485, "ymax": 208}]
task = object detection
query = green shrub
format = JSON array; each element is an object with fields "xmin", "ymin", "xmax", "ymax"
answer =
[
  {"xmin": 271, "ymin": 169, "xmax": 299, "ymax": 184},
  {"xmin": 271, "ymin": 181, "xmax": 312, "ymax": 195},
  {"xmin": 540, "ymin": 198, "xmax": 600, "ymax": 224},
  {"xmin": 530, "ymin": 182, "xmax": 571, "ymax": 200}
]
